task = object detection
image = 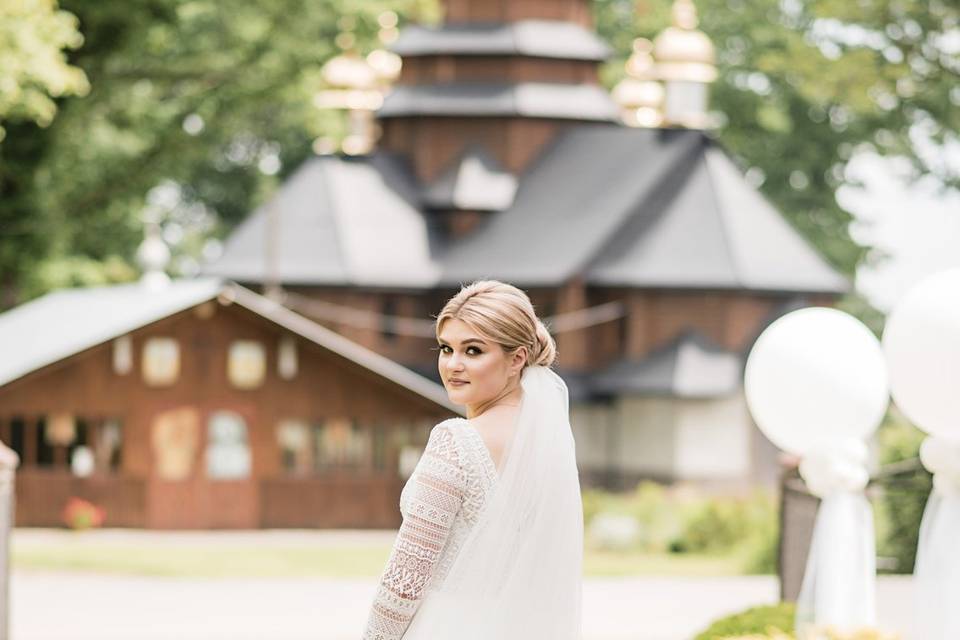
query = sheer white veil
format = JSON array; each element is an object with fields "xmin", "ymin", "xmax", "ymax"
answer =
[{"xmin": 407, "ymin": 365, "xmax": 583, "ymax": 639}]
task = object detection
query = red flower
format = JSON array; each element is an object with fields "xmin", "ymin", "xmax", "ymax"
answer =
[{"xmin": 62, "ymin": 497, "xmax": 106, "ymax": 530}]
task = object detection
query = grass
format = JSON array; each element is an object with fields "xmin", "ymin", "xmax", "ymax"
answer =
[{"xmin": 12, "ymin": 535, "xmax": 744, "ymax": 579}]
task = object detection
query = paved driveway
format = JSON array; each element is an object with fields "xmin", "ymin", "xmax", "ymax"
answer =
[
  {"xmin": 9, "ymin": 529, "xmax": 915, "ymax": 639},
  {"xmin": 10, "ymin": 572, "xmax": 914, "ymax": 640}
]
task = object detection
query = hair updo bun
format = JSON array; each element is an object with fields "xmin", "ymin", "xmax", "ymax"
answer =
[
  {"xmin": 531, "ymin": 319, "xmax": 558, "ymax": 367},
  {"xmin": 436, "ymin": 280, "xmax": 558, "ymax": 368}
]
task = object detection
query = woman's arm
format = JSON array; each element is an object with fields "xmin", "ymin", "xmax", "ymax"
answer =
[{"xmin": 362, "ymin": 423, "xmax": 466, "ymax": 640}]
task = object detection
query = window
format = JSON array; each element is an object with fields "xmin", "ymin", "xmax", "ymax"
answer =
[
  {"xmin": 227, "ymin": 340, "xmax": 266, "ymax": 389},
  {"xmin": 372, "ymin": 426, "xmax": 387, "ymax": 471},
  {"xmin": 277, "ymin": 336, "xmax": 298, "ymax": 380},
  {"xmin": 142, "ymin": 337, "xmax": 180, "ymax": 386},
  {"xmin": 277, "ymin": 418, "xmax": 378, "ymax": 473},
  {"xmin": 316, "ymin": 418, "xmax": 371, "ymax": 471},
  {"xmin": 93, "ymin": 419, "xmax": 123, "ymax": 473},
  {"xmin": 277, "ymin": 420, "xmax": 312, "ymax": 475},
  {"xmin": 206, "ymin": 411, "xmax": 251, "ymax": 479},
  {"xmin": 113, "ymin": 335, "xmax": 133, "ymax": 375},
  {"xmin": 4, "ymin": 415, "xmax": 122, "ymax": 474}
]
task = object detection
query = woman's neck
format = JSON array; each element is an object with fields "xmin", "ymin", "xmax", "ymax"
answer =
[{"xmin": 467, "ymin": 377, "xmax": 523, "ymax": 419}]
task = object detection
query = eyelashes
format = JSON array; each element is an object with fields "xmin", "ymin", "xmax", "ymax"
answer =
[{"xmin": 434, "ymin": 345, "xmax": 482, "ymax": 355}]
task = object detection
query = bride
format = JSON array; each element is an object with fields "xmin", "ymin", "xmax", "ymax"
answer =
[{"xmin": 361, "ymin": 280, "xmax": 583, "ymax": 639}]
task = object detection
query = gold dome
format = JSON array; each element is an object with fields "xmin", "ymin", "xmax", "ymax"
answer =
[
  {"xmin": 321, "ymin": 51, "xmax": 380, "ymax": 91},
  {"xmin": 653, "ymin": 0, "xmax": 717, "ymax": 83},
  {"xmin": 367, "ymin": 48, "xmax": 402, "ymax": 84},
  {"xmin": 613, "ymin": 39, "xmax": 664, "ymax": 127}
]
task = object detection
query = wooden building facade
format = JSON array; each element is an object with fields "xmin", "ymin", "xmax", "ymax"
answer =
[{"xmin": 0, "ymin": 280, "xmax": 456, "ymax": 528}]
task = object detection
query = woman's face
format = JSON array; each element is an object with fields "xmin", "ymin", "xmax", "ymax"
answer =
[{"xmin": 437, "ymin": 318, "xmax": 523, "ymax": 410}]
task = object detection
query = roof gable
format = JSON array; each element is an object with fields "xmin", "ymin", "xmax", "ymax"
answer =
[
  {"xmin": 591, "ymin": 331, "xmax": 741, "ymax": 398},
  {"xmin": 0, "ymin": 279, "xmax": 223, "ymax": 389},
  {"xmin": 587, "ymin": 151, "xmax": 739, "ymax": 287},
  {"xmin": 422, "ymin": 145, "xmax": 518, "ymax": 211},
  {"xmin": 205, "ymin": 153, "xmax": 442, "ymax": 287},
  {"xmin": 438, "ymin": 127, "xmax": 704, "ymax": 285},
  {"xmin": 704, "ymin": 148, "xmax": 849, "ymax": 292},
  {"xmin": 0, "ymin": 279, "xmax": 458, "ymax": 412}
]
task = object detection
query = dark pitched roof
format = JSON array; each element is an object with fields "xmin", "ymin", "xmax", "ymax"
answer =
[
  {"xmin": 436, "ymin": 127, "xmax": 704, "ymax": 285},
  {"xmin": 205, "ymin": 152, "xmax": 443, "ymax": 287},
  {"xmin": 422, "ymin": 145, "xmax": 518, "ymax": 211},
  {"xmin": 392, "ymin": 20, "xmax": 612, "ymax": 61},
  {"xmin": 0, "ymin": 279, "xmax": 460, "ymax": 412},
  {"xmin": 379, "ymin": 83, "xmax": 619, "ymax": 121},
  {"xmin": 438, "ymin": 127, "xmax": 849, "ymax": 293},
  {"xmin": 206, "ymin": 125, "xmax": 849, "ymax": 295},
  {"xmin": 590, "ymin": 331, "xmax": 741, "ymax": 398}
]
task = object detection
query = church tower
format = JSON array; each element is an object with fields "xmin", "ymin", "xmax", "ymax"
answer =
[{"xmin": 379, "ymin": 0, "xmax": 618, "ymax": 235}]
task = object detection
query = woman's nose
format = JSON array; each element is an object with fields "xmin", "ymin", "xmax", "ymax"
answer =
[{"xmin": 446, "ymin": 353, "xmax": 465, "ymax": 371}]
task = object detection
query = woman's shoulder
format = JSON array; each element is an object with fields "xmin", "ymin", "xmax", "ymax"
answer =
[
  {"xmin": 424, "ymin": 416, "xmax": 468, "ymax": 451},
  {"xmin": 430, "ymin": 416, "xmax": 467, "ymax": 435}
]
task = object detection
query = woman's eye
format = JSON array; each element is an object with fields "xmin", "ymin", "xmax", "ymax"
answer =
[
  {"xmin": 438, "ymin": 345, "xmax": 452, "ymax": 354},
  {"xmin": 466, "ymin": 347, "xmax": 481, "ymax": 355}
]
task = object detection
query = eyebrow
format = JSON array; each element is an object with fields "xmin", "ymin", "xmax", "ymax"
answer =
[{"xmin": 437, "ymin": 338, "xmax": 487, "ymax": 345}]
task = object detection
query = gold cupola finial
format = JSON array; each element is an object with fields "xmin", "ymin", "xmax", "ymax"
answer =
[
  {"xmin": 612, "ymin": 38, "xmax": 664, "ymax": 128},
  {"xmin": 314, "ymin": 18, "xmax": 403, "ymax": 156},
  {"xmin": 652, "ymin": 0, "xmax": 717, "ymax": 129}
]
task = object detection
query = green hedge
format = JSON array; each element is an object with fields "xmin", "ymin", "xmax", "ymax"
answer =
[
  {"xmin": 583, "ymin": 482, "xmax": 779, "ymax": 573},
  {"xmin": 693, "ymin": 603, "xmax": 795, "ymax": 639}
]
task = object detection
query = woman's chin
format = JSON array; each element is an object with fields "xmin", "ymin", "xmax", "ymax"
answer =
[{"xmin": 445, "ymin": 388, "xmax": 473, "ymax": 404}]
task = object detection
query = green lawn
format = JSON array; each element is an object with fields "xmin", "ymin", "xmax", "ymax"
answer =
[{"xmin": 12, "ymin": 538, "xmax": 745, "ymax": 578}]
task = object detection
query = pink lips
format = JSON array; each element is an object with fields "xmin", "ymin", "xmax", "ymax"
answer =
[{"xmin": 448, "ymin": 379, "xmax": 469, "ymax": 386}]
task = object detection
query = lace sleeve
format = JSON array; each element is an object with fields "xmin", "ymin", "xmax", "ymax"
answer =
[{"xmin": 362, "ymin": 423, "xmax": 466, "ymax": 640}]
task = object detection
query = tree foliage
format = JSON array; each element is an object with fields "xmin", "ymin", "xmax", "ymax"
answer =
[
  {"xmin": 0, "ymin": 0, "xmax": 957, "ymax": 308},
  {"xmin": 595, "ymin": 0, "xmax": 959, "ymax": 277},
  {"xmin": 0, "ymin": 0, "xmax": 89, "ymax": 140},
  {"xmin": 0, "ymin": 0, "xmax": 433, "ymax": 305}
]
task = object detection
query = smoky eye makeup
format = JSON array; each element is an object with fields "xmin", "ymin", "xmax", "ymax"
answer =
[{"xmin": 435, "ymin": 341, "xmax": 483, "ymax": 355}]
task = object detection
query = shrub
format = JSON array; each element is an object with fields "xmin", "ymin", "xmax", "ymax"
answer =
[
  {"xmin": 875, "ymin": 410, "xmax": 931, "ymax": 574},
  {"xmin": 626, "ymin": 481, "xmax": 679, "ymax": 552},
  {"xmin": 581, "ymin": 487, "xmax": 607, "ymax": 529},
  {"xmin": 588, "ymin": 513, "xmax": 641, "ymax": 550},
  {"xmin": 667, "ymin": 490, "xmax": 778, "ymax": 570},
  {"xmin": 681, "ymin": 499, "xmax": 750, "ymax": 553},
  {"xmin": 693, "ymin": 603, "xmax": 795, "ymax": 640},
  {"xmin": 581, "ymin": 483, "xmax": 778, "ymax": 567}
]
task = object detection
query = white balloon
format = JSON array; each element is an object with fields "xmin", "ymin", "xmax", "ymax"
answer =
[
  {"xmin": 744, "ymin": 307, "xmax": 889, "ymax": 455},
  {"xmin": 882, "ymin": 268, "xmax": 960, "ymax": 440}
]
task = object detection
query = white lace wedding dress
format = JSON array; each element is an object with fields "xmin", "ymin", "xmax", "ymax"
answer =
[
  {"xmin": 361, "ymin": 417, "xmax": 498, "ymax": 640},
  {"xmin": 361, "ymin": 366, "xmax": 583, "ymax": 640}
]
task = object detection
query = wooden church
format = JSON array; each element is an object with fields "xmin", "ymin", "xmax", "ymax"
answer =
[{"xmin": 206, "ymin": 0, "xmax": 848, "ymax": 489}]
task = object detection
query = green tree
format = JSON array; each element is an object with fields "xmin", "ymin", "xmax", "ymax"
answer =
[
  {"xmin": 0, "ymin": 0, "xmax": 433, "ymax": 305},
  {"xmin": 0, "ymin": 0, "xmax": 89, "ymax": 140},
  {"xmin": 595, "ymin": 0, "xmax": 959, "ymax": 277}
]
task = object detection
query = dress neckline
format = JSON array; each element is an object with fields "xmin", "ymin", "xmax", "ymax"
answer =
[{"xmin": 454, "ymin": 417, "xmax": 500, "ymax": 482}]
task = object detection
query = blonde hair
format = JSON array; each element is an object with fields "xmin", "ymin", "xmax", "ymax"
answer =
[{"xmin": 435, "ymin": 280, "xmax": 557, "ymax": 368}]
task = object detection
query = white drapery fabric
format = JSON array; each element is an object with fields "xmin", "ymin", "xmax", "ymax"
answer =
[
  {"xmin": 795, "ymin": 441, "xmax": 876, "ymax": 638},
  {"xmin": 914, "ymin": 436, "xmax": 960, "ymax": 640},
  {"xmin": 402, "ymin": 365, "xmax": 584, "ymax": 640}
]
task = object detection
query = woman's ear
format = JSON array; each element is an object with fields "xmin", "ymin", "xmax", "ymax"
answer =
[{"xmin": 510, "ymin": 346, "xmax": 528, "ymax": 375}]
